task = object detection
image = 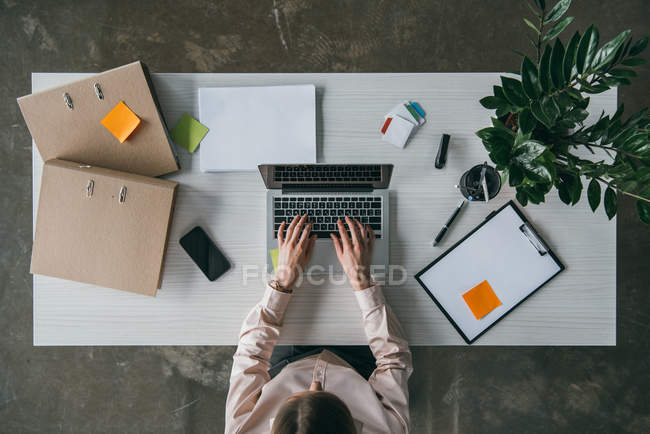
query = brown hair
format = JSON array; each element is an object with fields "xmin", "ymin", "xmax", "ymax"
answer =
[{"xmin": 271, "ymin": 391, "xmax": 357, "ymax": 434}]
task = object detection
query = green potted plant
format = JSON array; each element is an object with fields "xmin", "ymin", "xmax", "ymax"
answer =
[{"xmin": 476, "ymin": 0, "xmax": 650, "ymax": 223}]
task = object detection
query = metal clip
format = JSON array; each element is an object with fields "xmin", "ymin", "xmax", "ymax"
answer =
[
  {"xmin": 519, "ymin": 223, "xmax": 549, "ymax": 256},
  {"xmin": 86, "ymin": 180, "xmax": 94, "ymax": 198},
  {"xmin": 63, "ymin": 92, "xmax": 73, "ymax": 110},
  {"xmin": 94, "ymin": 83, "xmax": 104, "ymax": 100},
  {"xmin": 118, "ymin": 186, "xmax": 127, "ymax": 204}
]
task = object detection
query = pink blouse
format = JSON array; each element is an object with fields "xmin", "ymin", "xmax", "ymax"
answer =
[{"xmin": 225, "ymin": 284, "xmax": 412, "ymax": 433}]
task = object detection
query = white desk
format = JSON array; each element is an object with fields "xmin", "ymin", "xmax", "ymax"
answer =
[{"xmin": 32, "ymin": 73, "xmax": 616, "ymax": 346}]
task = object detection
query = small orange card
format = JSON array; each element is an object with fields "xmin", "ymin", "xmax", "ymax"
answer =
[
  {"xmin": 101, "ymin": 101, "xmax": 141, "ymax": 143},
  {"xmin": 462, "ymin": 280, "xmax": 502, "ymax": 320}
]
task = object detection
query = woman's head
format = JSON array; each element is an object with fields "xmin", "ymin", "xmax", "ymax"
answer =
[{"xmin": 271, "ymin": 389, "xmax": 356, "ymax": 434}]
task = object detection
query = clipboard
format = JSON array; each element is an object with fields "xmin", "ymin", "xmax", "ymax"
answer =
[
  {"xmin": 414, "ymin": 200, "xmax": 565, "ymax": 344},
  {"xmin": 18, "ymin": 61, "xmax": 180, "ymax": 177}
]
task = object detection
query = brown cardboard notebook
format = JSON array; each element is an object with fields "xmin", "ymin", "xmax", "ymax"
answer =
[
  {"xmin": 18, "ymin": 61, "xmax": 180, "ymax": 177},
  {"xmin": 31, "ymin": 159, "xmax": 178, "ymax": 296}
]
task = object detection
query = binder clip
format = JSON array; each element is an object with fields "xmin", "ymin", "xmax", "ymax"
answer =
[
  {"xmin": 63, "ymin": 93, "xmax": 73, "ymax": 110},
  {"xmin": 94, "ymin": 83, "xmax": 104, "ymax": 100},
  {"xmin": 519, "ymin": 223, "xmax": 549, "ymax": 256},
  {"xmin": 86, "ymin": 180, "xmax": 94, "ymax": 198},
  {"xmin": 118, "ymin": 186, "xmax": 127, "ymax": 204}
]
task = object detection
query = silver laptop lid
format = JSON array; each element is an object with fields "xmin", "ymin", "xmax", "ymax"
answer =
[{"xmin": 258, "ymin": 164, "xmax": 393, "ymax": 190}]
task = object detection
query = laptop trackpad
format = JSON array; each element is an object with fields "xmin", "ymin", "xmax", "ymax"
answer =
[{"xmin": 307, "ymin": 240, "xmax": 342, "ymax": 274}]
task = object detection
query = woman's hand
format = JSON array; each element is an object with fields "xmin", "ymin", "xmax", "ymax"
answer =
[
  {"xmin": 330, "ymin": 216, "xmax": 375, "ymax": 291},
  {"xmin": 275, "ymin": 214, "xmax": 317, "ymax": 291}
]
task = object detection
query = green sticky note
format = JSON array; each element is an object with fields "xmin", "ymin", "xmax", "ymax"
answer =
[
  {"xmin": 170, "ymin": 113, "xmax": 209, "ymax": 153},
  {"xmin": 270, "ymin": 248, "xmax": 279, "ymax": 272},
  {"xmin": 404, "ymin": 103, "xmax": 420, "ymax": 121}
]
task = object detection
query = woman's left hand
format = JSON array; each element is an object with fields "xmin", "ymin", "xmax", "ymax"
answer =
[{"xmin": 275, "ymin": 214, "xmax": 317, "ymax": 291}]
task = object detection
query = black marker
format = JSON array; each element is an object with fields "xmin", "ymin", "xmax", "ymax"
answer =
[{"xmin": 433, "ymin": 199, "xmax": 466, "ymax": 246}]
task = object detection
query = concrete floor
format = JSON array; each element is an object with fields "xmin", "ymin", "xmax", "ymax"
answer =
[{"xmin": 1, "ymin": 1, "xmax": 650, "ymax": 433}]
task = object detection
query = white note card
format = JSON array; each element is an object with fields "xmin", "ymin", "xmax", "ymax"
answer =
[{"xmin": 199, "ymin": 85, "xmax": 316, "ymax": 171}]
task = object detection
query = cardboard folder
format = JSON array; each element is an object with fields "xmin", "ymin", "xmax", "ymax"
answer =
[
  {"xmin": 18, "ymin": 61, "xmax": 180, "ymax": 177},
  {"xmin": 31, "ymin": 159, "xmax": 178, "ymax": 296}
]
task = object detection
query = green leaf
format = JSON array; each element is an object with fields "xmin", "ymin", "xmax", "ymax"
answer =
[
  {"xmin": 541, "ymin": 96, "xmax": 560, "ymax": 121},
  {"xmin": 592, "ymin": 30, "xmax": 631, "ymax": 69},
  {"xmin": 514, "ymin": 129, "xmax": 532, "ymax": 147},
  {"xmin": 542, "ymin": 16, "xmax": 574, "ymax": 43},
  {"xmin": 535, "ymin": 0, "xmax": 546, "ymax": 10},
  {"xmin": 493, "ymin": 85, "xmax": 507, "ymax": 100},
  {"xmin": 523, "ymin": 185, "xmax": 547, "ymax": 204},
  {"xmin": 565, "ymin": 107, "xmax": 589, "ymax": 123},
  {"xmin": 629, "ymin": 36, "xmax": 648, "ymax": 56},
  {"xmin": 531, "ymin": 100, "xmax": 552, "ymax": 128},
  {"xmin": 509, "ymin": 165, "xmax": 524, "ymax": 186},
  {"xmin": 519, "ymin": 108, "xmax": 537, "ymax": 134},
  {"xmin": 489, "ymin": 146, "xmax": 511, "ymax": 166},
  {"xmin": 621, "ymin": 57, "xmax": 647, "ymax": 66},
  {"xmin": 609, "ymin": 69, "xmax": 637, "ymax": 78},
  {"xmin": 604, "ymin": 186, "xmax": 617, "ymax": 220},
  {"xmin": 491, "ymin": 117, "xmax": 516, "ymax": 136},
  {"xmin": 523, "ymin": 160, "xmax": 553, "ymax": 183},
  {"xmin": 521, "ymin": 56, "xmax": 541, "ymax": 99},
  {"xmin": 476, "ymin": 127, "xmax": 514, "ymax": 152},
  {"xmin": 636, "ymin": 168, "xmax": 650, "ymax": 185},
  {"xmin": 523, "ymin": 18, "xmax": 541, "ymax": 34},
  {"xmin": 557, "ymin": 179, "xmax": 572, "ymax": 204},
  {"xmin": 539, "ymin": 45, "xmax": 553, "ymax": 92},
  {"xmin": 514, "ymin": 140, "xmax": 547, "ymax": 163},
  {"xmin": 555, "ymin": 172, "xmax": 583, "ymax": 205},
  {"xmin": 550, "ymin": 39, "xmax": 566, "ymax": 89},
  {"xmin": 620, "ymin": 181, "xmax": 638, "ymax": 193},
  {"xmin": 576, "ymin": 25, "xmax": 599, "ymax": 73},
  {"xmin": 563, "ymin": 31, "xmax": 581, "ymax": 80},
  {"xmin": 516, "ymin": 188, "xmax": 529, "ymax": 206},
  {"xmin": 480, "ymin": 96, "xmax": 507, "ymax": 110},
  {"xmin": 587, "ymin": 178, "xmax": 601, "ymax": 211},
  {"xmin": 501, "ymin": 76, "xmax": 529, "ymax": 109},
  {"xmin": 637, "ymin": 200, "xmax": 650, "ymax": 224},
  {"xmin": 544, "ymin": 0, "xmax": 572, "ymax": 24}
]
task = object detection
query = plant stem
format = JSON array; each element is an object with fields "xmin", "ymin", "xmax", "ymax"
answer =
[
  {"xmin": 553, "ymin": 161, "xmax": 650, "ymax": 204},
  {"xmin": 594, "ymin": 177, "xmax": 650, "ymax": 202},
  {"xmin": 536, "ymin": 10, "xmax": 544, "ymax": 63},
  {"xmin": 570, "ymin": 141, "xmax": 642, "ymax": 160}
]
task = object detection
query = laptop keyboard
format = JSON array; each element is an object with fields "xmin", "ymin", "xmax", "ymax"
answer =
[
  {"xmin": 273, "ymin": 165, "xmax": 382, "ymax": 183},
  {"xmin": 273, "ymin": 196, "xmax": 383, "ymax": 239}
]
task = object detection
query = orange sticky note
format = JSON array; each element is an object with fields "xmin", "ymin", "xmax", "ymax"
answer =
[
  {"xmin": 101, "ymin": 101, "xmax": 141, "ymax": 143},
  {"xmin": 462, "ymin": 280, "xmax": 502, "ymax": 320}
]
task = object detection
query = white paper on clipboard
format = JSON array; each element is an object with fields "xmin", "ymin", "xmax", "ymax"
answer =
[{"xmin": 416, "ymin": 202, "xmax": 563, "ymax": 343}]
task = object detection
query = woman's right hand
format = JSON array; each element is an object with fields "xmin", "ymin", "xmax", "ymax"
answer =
[{"xmin": 330, "ymin": 216, "xmax": 375, "ymax": 291}]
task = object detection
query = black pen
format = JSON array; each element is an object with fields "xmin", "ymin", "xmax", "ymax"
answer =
[{"xmin": 433, "ymin": 199, "xmax": 466, "ymax": 246}]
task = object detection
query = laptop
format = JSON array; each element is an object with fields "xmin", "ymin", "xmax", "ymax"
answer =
[{"xmin": 259, "ymin": 164, "xmax": 393, "ymax": 274}]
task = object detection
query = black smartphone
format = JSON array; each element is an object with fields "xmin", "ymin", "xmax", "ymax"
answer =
[{"xmin": 179, "ymin": 226, "xmax": 231, "ymax": 281}]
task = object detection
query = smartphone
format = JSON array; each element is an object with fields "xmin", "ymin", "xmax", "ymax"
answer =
[{"xmin": 179, "ymin": 226, "xmax": 231, "ymax": 281}]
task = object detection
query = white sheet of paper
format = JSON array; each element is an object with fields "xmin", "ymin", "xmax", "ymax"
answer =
[
  {"xmin": 382, "ymin": 115, "xmax": 414, "ymax": 148},
  {"xmin": 199, "ymin": 85, "xmax": 316, "ymax": 171},
  {"xmin": 417, "ymin": 205, "xmax": 562, "ymax": 341}
]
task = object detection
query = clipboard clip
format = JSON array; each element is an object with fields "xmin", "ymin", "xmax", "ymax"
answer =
[{"xmin": 519, "ymin": 223, "xmax": 549, "ymax": 256}]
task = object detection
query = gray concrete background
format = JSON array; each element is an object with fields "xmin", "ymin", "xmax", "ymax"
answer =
[{"xmin": 1, "ymin": 1, "xmax": 649, "ymax": 433}]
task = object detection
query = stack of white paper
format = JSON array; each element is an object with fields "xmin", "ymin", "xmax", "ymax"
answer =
[{"xmin": 199, "ymin": 85, "xmax": 316, "ymax": 171}]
